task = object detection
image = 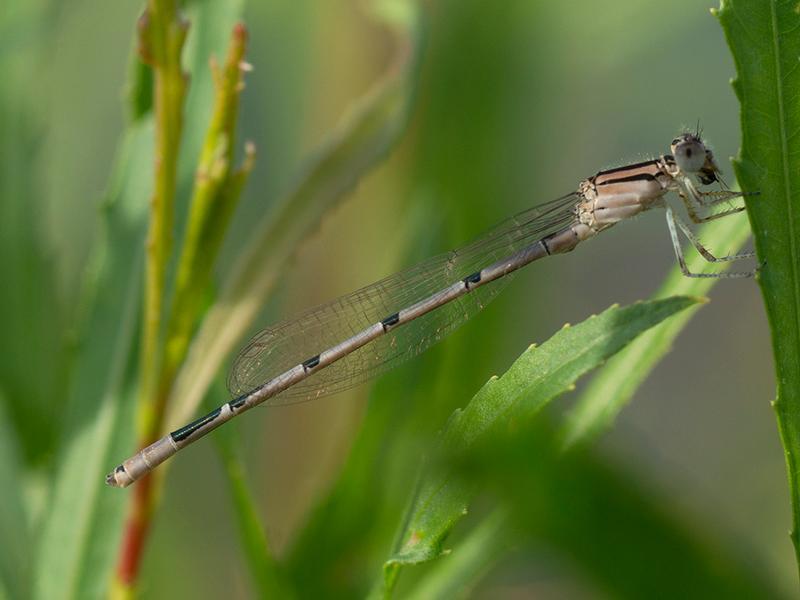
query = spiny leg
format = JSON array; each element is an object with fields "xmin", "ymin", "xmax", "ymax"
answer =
[
  {"xmin": 695, "ymin": 189, "xmax": 748, "ymax": 207},
  {"xmin": 681, "ymin": 194, "xmax": 747, "ymax": 224},
  {"xmin": 670, "ymin": 209, "xmax": 755, "ymax": 262},
  {"xmin": 682, "ymin": 176, "xmax": 755, "ymax": 207},
  {"xmin": 664, "ymin": 205, "xmax": 757, "ymax": 278},
  {"xmin": 681, "ymin": 186, "xmax": 759, "ymax": 223}
]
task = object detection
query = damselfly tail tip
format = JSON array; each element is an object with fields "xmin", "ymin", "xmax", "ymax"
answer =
[{"xmin": 105, "ymin": 466, "xmax": 129, "ymax": 488}]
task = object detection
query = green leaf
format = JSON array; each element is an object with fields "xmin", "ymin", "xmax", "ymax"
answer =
[
  {"xmin": 0, "ymin": 396, "xmax": 32, "ymax": 600},
  {"xmin": 561, "ymin": 212, "xmax": 752, "ymax": 448},
  {"xmin": 32, "ymin": 121, "xmax": 151, "ymax": 600},
  {"xmin": 0, "ymin": 1, "xmax": 65, "ymax": 466},
  {"xmin": 716, "ymin": 0, "xmax": 800, "ymax": 571},
  {"xmin": 0, "ymin": 6, "xmax": 59, "ymax": 593},
  {"xmin": 379, "ymin": 296, "xmax": 699, "ymax": 595}
]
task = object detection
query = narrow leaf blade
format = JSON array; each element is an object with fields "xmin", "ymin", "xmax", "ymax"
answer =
[
  {"xmin": 33, "ymin": 120, "xmax": 152, "ymax": 600},
  {"xmin": 716, "ymin": 0, "xmax": 800, "ymax": 567},
  {"xmin": 381, "ymin": 296, "xmax": 699, "ymax": 592}
]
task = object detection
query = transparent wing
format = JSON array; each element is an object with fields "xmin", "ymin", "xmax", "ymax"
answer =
[{"xmin": 227, "ymin": 193, "xmax": 579, "ymax": 404}]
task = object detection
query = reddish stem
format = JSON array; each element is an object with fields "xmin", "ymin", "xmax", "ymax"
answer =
[{"xmin": 116, "ymin": 471, "xmax": 156, "ymax": 585}]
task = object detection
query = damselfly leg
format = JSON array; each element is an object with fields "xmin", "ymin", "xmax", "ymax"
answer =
[{"xmin": 665, "ymin": 204, "xmax": 758, "ymax": 279}]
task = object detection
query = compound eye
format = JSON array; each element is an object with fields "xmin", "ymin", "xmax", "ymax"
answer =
[{"xmin": 673, "ymin": 139, "xmax": 706, "ymax": 173}]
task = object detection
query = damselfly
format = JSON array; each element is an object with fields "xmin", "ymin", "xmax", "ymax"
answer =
[{"xmin": 107, "ymin": 132, "xmax": 756, "ymax": 488}]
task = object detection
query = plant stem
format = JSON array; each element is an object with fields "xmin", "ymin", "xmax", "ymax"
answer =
[
  {"xmin": 114, "ymin": 17, "xmax": 255, "ymax": 592},
  {"xmin": 115, "ymin": 472, "xmax": 157, "ymax": 591},
  {"xmin": 159, "ymin": 23, "xmax": 252, "ymax": 424},
  {"xmin": 138, "ymin": 0, "xmax": 187, "ymax": 439},
  {"xmin": 116, "ymin": 1, "xmax": 187, "ymax": 591}
]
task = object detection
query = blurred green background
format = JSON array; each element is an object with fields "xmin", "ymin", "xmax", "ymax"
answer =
[{"xmin": 0, "ymin": 0, "xmax": 789, "ymax": 597}]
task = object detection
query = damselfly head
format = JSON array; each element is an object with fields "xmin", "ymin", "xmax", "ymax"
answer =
[
  {"xmin": 671, "ymin": 133, "xmax": 707, "ymax": 173},
  {"xmin": 671, "ymin": 133, "xmax": 722, "ymax": 186}
]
